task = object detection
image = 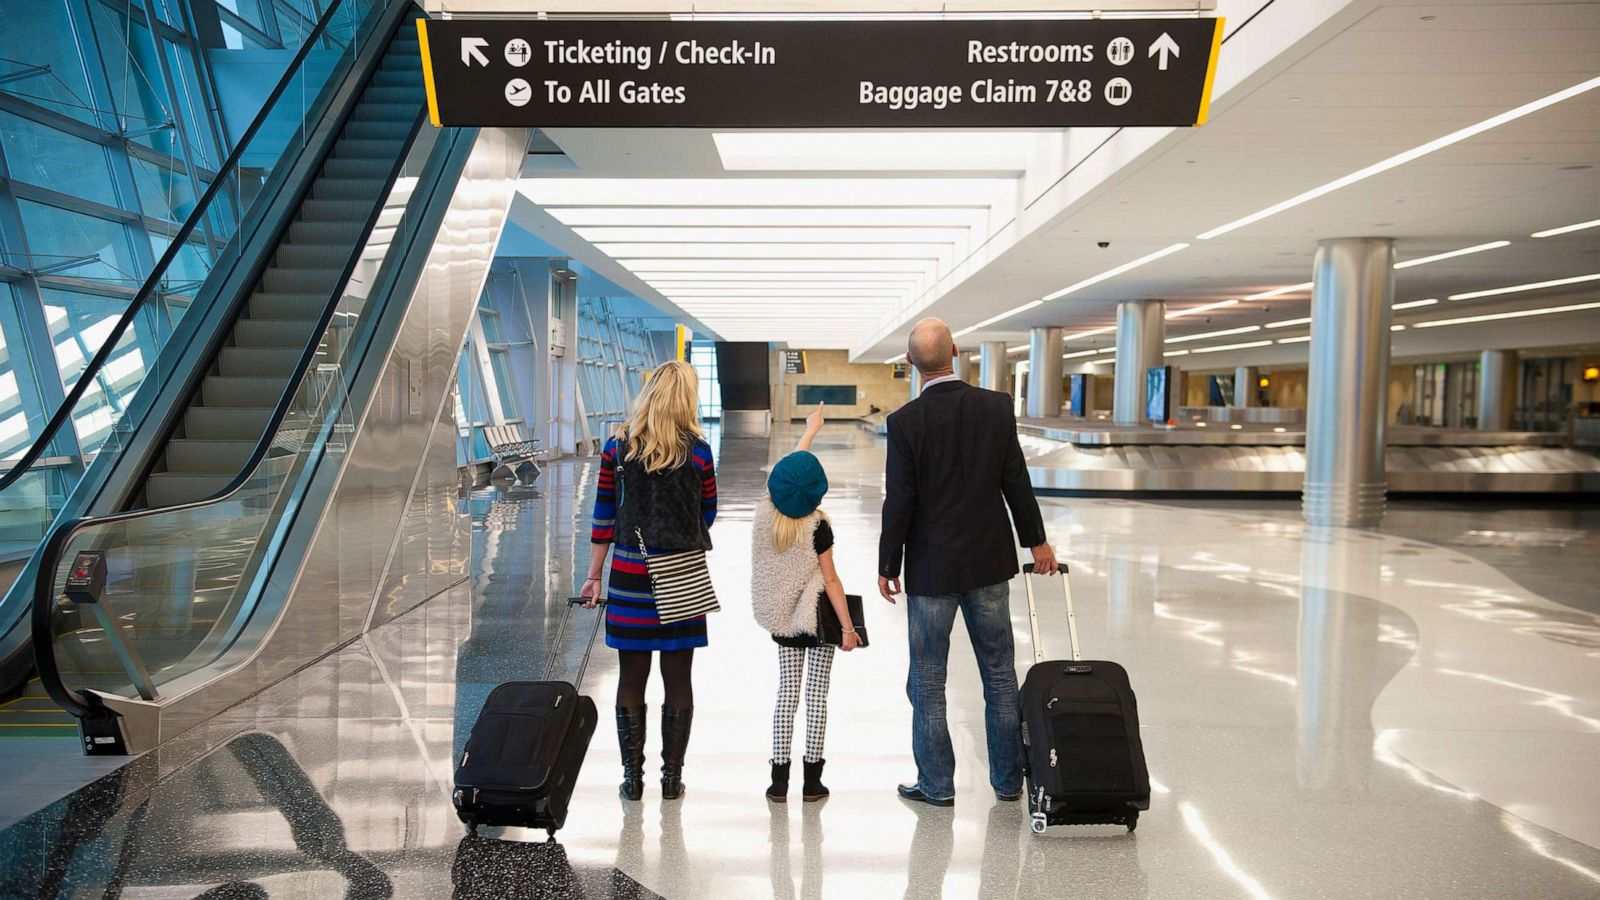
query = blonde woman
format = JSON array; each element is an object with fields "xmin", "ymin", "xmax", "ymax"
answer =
[{"xmin": 580, "ymin": 359, "xmax": 716, "ymax": 802}]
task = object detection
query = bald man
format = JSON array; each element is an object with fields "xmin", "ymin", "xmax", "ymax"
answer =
[{"xmin": 878, "ymin": 317, "xmax": 1057, "ymax": 807}]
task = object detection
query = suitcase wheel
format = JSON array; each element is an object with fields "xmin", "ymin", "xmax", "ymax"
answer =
[
  {"xmin": 1031, "ymin": 813, "xmax": 1048, "ymax": 835},
  {"xmin": 1126, "ymin": 812, "xmax": 1138, "ymax": 833}
]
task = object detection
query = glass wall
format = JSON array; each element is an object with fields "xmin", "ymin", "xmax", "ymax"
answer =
[
  {"xmin": 0, "ymin": 0, "xmax": 362, "ymax": 465},
  {"xmin": 689, "ymin": 341, "xmax": 721, "ymax": 422}
]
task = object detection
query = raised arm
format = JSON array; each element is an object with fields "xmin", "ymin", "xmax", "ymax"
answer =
[{"xmin": 795, "ymin": 402, "xmax": 825, "ymax": 452}]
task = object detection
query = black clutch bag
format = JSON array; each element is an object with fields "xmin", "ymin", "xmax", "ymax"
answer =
[{"xmin": 818, "ymin": 594, "xmax": 869, "ymax": 648}]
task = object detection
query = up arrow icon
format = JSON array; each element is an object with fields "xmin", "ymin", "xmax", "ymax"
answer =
[
  {"xmin": 1148, "ymin": 32, "xmax": 1180, "ymax": 71},
  {"xmin": 461, "ymin": 37, "xmax": 489, "ymax": 67}
]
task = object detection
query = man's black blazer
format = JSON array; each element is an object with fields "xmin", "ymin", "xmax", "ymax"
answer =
[{"xmin": 878, "ymin": 379, "xmax": 1047, "ymax": 597}]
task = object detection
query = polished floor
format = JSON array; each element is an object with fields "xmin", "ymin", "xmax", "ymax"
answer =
[{"xmin": 1, "ymin": 423, "xmax": 1598, "ymax": 898}]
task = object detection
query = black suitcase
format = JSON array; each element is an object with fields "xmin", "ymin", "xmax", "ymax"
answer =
[
  {"xmin": 1019, "ymin": 563, "xmax": 1150, "ymax": 835},
  {"xmin": 453, "ymin": 598, "xmax": 604, "ymax": 836}
]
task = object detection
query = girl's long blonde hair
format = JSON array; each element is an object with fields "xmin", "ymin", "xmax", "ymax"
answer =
[
  {"xmin": 770, "ymin": 507, "xmax": 827, "ymax": 553},
  {"xmin": 622, "ymin": 359, "xmax": 703, "ymax": 473}
]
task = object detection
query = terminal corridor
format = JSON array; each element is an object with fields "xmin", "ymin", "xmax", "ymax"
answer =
[{"xmin": 2, "ymin": 424, "xmax": 1596, "ymax": 898}]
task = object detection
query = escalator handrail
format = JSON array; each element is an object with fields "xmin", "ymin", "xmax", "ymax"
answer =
[
  {"xmin": 0, "ymin": 0, "xmax": 367, "ymax": 495},
  {"xmin": 32, "ymin": 12, "xmax": 430, "ymax": 720}
]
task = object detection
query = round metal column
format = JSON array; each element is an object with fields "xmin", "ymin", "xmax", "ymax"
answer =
[
  {"xmin": 955, "ymin": 350, "xmax": 973, "ymax": 383},
  {"xmin": 909, "ymin": 366, "xmax": 923, "ymax": 400},
  {"xmin": 1303, "ymin": 238, "xmax": 1394, "ymax": 528},
  {"xmin": 1477, "ymin": 349, "xmax": 1517, "ymax": 430},
  {"xmin": 1235, "ymin": 366, "xmax": 1259, "ymax": 407},
  {"xmin": 979, "ymin": 340, "xmax": 1008, "ymax": 392},
  {"xmin": 1112, "ymin": 300, "xmax": 1164, "ymax": 426},
  {"xmin": 1026, "ymin": 327, "xmax": 1064, "ymax": 417}
]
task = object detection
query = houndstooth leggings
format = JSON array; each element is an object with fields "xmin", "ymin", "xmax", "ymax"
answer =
[{"xmin": 771, "ymin": 644, "xmax": 835, "ymax": 764}]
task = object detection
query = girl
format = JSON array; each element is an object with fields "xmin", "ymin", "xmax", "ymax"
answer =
[
  {"xmin": 751, "ymin": 404, "xmax": 860, "ymax": 803},
  {"xmin": 580, "ymin": 360, "xmax": 717, "ymax": 802}
]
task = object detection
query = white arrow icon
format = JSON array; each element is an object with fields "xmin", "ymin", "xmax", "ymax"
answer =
[
  {"xmin": 1148, "ymin": 32, "xmax": 1180, "ymax": 70},
  {"xmin": 461, "ymin": 37, "xmax": 489, "ymax": 67}
]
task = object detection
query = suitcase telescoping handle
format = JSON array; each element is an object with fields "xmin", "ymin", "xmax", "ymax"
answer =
[
  {"xmin": 1022, "ymin": 563, "xmax": 1081, "ymax": 664},
  {"xmin": 541, "ymin": 596, "xmax": 608, "ymax": 688}
]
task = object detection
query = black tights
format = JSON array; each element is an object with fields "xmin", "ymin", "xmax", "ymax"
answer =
[{"xmin": 616, "ymin": 649, "xmax": 694, "ymax": 709}]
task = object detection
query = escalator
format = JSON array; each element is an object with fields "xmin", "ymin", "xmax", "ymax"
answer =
[{"xmin": 0, "ymin": 0, "xmax": 530, "ymax": 753}]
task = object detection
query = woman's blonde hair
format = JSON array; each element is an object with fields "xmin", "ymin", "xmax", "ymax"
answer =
[
  {"xmin": 770, "ymin": 507, "xmax": 827, "ymax": 553},
  {"xmin": 621, "ymin": 359, "xmax": 702, "ymax": 473}
]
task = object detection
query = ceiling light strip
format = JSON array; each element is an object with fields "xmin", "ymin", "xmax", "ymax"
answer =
[
  {"xmin": 1167, "ymin": 325, "xmax": 1261, "ymax": 344},
  {"xmin": 1189, "ymin": 340, "xmax": 1274, "ymax": 354},
  {"xmin": 1265, "ymin": 317, "xmax": 1311, "ymax": 329},
  {"xmin": 1447, "ymin": 273, "xmax": 1600, "ymax": 301},
  {"xmin": 953, "ymin": 300, "xmax": 1043, "ymax": 338},
  {"xmin": 1166, "ymin": 299, "xmax": 1239, "ymax": 320},
  {"xmin": 1243, "ymin": 282, "xmax": 1312, "ymax": 301},
  {"xmin": 1412, "ymin": 301, "xmax": 1600, "ymax": 329},
  {"xmin": 1531, "ymin": 219, "xmax": 1600, "ymax": 239},
  {"xmin": 1393, "ymin": 240, "xmax": 1511, "ymax": 269},
  {"xmin": 1196, "ymin": 74, "xmax": 1600, "ymax": 240},
  {"xmin": 1392, "ymin": 298, "xmax": 1439, "ymax": 310},
  {"xmin": 1041, "ymin": 243, "xmax": 1190, "ymax": 302}
]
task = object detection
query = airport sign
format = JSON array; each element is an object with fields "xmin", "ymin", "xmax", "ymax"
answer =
[{"xmin": 417, "ymin": 17, "xmax": 1224, "ymax": 128}]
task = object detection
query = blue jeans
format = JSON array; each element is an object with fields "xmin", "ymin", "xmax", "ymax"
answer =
[{"xmin": 906, "ymin": 581, "xmax": 1024, "ymax": 800}]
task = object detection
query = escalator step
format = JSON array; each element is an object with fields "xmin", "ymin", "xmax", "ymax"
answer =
[
  {"xmin": 145, "ymin": 473, "xmax": 236, "ymax": 508},
  {"xmin": 202, "ymin": 376, "xmax": 289, "ymax": 407},
  {"xmin": 220, "ymin": 347, "xmax": 302, "ymax": 377},
  {"xmin": 349, "ymin": 101, "xmax": 418, "ymax": 122},
  {"xmin": 288, "ymin": 217, "xmax": 363, "ymax": 244},
  {"xmin": 370, "ymin": 71, "xmax": 420, "ymax": 89},
  {"xmin": 185, "ymin": 407, "xmax": 274, "ymax": 440},
  {"xmin": 344, "ymin": 118, "xmax": 412, "ymax": 140},
  {"xmin": 364, "ymin": 86, "xmax": 421, "ymax": 104},
  {"xmin": 166, "ymin": 439, "xmax": 259, "ymax": 474},
  {"xmin": 334, "ymin": 137, "xmax": 404, "ymax": 160},
  {"xmin": 311, "ymin": 178, "xmax": 386, "ymax": 201},
  {"xmin": 248, "ymin": 293, "xmax": 327, "ymax": 321},
  {"xmin": 299, "ymin": 198, "xmax": 372, "ymax": 222},
  {"xmin": 233, "ymin": 319, "xmax": 321, "ymax": 349},
  {"xmin": 276, "ymin": 242, "xmax": 350, "ymax": 268},
  {"xmin": 261, "ymin": 267, "xmax": 340, "ymax": 294}
]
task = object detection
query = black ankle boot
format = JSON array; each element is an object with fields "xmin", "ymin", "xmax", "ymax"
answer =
[
  {"xmin": 802, "ymin": 759, "xmax": 829, "ymax": 802},
  {"xmin": 767, "ymin": 760, "xmax": 791, "ymax": 802},
  {"xmin": 660, "ymin": 706, "xmax": 693, "ymax": 800},
  {"xmin": 615, "ymin": 706, "xmax": 647, "ymax": 801}
]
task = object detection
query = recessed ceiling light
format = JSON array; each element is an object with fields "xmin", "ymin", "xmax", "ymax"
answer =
[
  {"xmin": 1196, "ymin": 74, "xmax": 1600, "ymax": 240},
  {"xmin": 1392, "ymin": 298, "xmax": 1439, "ymax": 310},
  {"xmin": 1062, "ymin": 349, "xmax": 1100, "ymax": 359},
  {"xmin": 1447, "ymin": 272, "xmax": 1600, "ymax": 301},
  {"xmin": 1277, "ymin": 335, "xmax": 1313, "ymax": 344},
  {"xmin": 574, "ymin": 226, "xmax": 971, "ymax": 245},
  {"xmin": 1064, "ymin": 325, "xmax": 1116, "ymax": 341},
  {"xmin": 1243, "ymin": 282, "xmax": 1313, "ymax": 301},
  {"xmin": 953, "ymin": 301, "xmax": 1043, "ymax": 338},
  {"xmin": 1393, "ymin": 240, "xmax": 1511, "ymax": 269},
  {"xmin": 1167, "ymin": 325, "xmax": 1262, "ymax": 344},
  {"xmin": 1164, "ymin": 349, "xmax": 1191, "ymax": 357},
  {"xmin": 1265, "ymin": 317, "xmax": 1312, "ymax": 329},
  {"xmin": 713, "ymin": 131, "xmax": 1041, "ymax": 171},
  {"xmin": 1413, "ymin": 301, "xmax": 1600, "ymax": 329},
  {"xmin": 550, "ymin": 207, "xmax": 988, "ymax": 228},
  {"xmin": 1391, "ymin": 324, "xmax": 1406, "ymax": 331},
  {"xmin": 1532, "ymin": 219, "xmax": 1600, "ymax": 239},
  {"xmin": 1167, "ymin": 299, "xmax": 1239, "ymax": 320},
  {"xmin": 521, "ymin": 177, "xmax": 1011, "ymax": 207}
]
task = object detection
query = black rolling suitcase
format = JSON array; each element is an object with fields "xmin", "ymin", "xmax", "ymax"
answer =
[
  {"xmin": 1019, "ymin": 563, "xmax": 1150, "ymax": 835},
  {"xmin": 453, "ymin": 597, "xmax": 604, "ymax": 837}
]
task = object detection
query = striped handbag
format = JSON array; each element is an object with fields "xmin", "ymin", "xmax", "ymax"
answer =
[{"xmin": 635, "ymin": 528, "xmax": 719, "ymax": 625}]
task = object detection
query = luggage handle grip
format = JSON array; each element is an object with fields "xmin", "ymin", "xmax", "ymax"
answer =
[
  {"xmin": 540, "ymin": 596, "xmax": 607, "ymax": 686},
  {"xmin": 1021, "ymin": 562, "xmax": 1081, "ymax": 664}
]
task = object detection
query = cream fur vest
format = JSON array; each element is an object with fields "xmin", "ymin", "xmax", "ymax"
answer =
[{"xmin": 750, "ymin": 498, "xmax": 827, "ymax": 637}]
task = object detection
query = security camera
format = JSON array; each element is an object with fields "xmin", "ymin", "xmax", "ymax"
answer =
[{"xmin": 1097, "ymin": 241, "xmax": 1111, "ymax": 249}]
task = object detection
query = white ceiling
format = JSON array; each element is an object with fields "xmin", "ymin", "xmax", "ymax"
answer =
[{"xmin": 510, "ymin": 0, "xmax": 1600, "ymax": 366}]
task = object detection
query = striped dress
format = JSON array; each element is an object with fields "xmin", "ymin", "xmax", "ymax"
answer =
[{"xmin": 592, "ymin": 436, "xmax": 717, "ymax": 651}]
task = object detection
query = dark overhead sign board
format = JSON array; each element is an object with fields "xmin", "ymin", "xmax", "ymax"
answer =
[{"xmin": 417, "ymin": 18, "xmax": 1224, "ymax": 129}]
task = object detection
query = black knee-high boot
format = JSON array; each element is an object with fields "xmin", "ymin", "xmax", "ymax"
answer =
[
  {"xmin": 660, "ymin": 707, "xmax": 693, "ymax": 800},
  {"xmin": 616, "ymin": 706, "xmax": 647, "ymax": 801}
]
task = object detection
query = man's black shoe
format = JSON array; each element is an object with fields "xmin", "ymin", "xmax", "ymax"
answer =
[{"xmin": 897, "ymin": 784, "xmax": 954, "ymax": 807}]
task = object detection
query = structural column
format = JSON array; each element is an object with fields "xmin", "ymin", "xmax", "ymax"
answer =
[
  {"xmin": 1303, "ymin": 238, "xmax": 1394, "ymax": 528},
  {"xmin": 979, "ymin": 340, "xmax": 1008, "ymax": 392},
  {"xmin": 955, "ymin": 350, "xmax": 973, "ymax": 383},
  {"xmin": 1025, "ymin": 327, "xmax": 1064, "ymax": 418},
  {"xmin": 1112, "ymin": 300, "xmax": 1165, "ymax": 426},
  {"xmin": 909, "ymin": 367, "xmax": 923, "ymax": 400},
  {"xmin": 1477, "ymin": 349, "xmax": 1517, "ymax": 430},
  {"xmin": 1235, "ymin": 366, "xmax": 1259, "ymax": 407}
]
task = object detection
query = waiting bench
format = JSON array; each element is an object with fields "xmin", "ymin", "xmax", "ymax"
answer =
[{"xmin": 484, "ymin": 423, "xmax": 541, "ymax": 484}]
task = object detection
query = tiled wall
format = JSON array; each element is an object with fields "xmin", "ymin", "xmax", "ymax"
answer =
[{"xmin": 769, "ymin": 349, "xmax": 911, "ymax": 421}]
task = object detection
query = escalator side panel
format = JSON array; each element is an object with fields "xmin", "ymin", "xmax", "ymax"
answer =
[{"xmin": 152, "ymin": 127, "xmax": 531, "ymax": 745}]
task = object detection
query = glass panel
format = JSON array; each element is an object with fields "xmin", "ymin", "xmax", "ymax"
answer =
[
  {"xmin": 0, "ymin": 2, "xmax": 98, "ymax": 126},
  {"xmin": 0, "ymin": 285, "xmax": 47, "ymax": 462},
  {"xmin": 487, "ymin": 348, "xmax": 518, "ymax": 419},
  {"xmin": 89, "ymin": 4, "xmax": 175, "ymax": 154},
  {"xmin": 0, "ymin": 114, "xmax": 119, "ymax": 207},
  {"xmin": 162, "ymin": 38, "xmax": 217, "ymax": 168},
  {"xmin": 44, "ymin": 116, "xmax": 434, "ymax": 701},
  {"xmin": 18, "ymin": 200, "xmax": 141, "ymax": 286},
  {"xmin": 131, "ymin": 156, "xmax": 198, "ymax": 222},
  {"xmin": 41, "ymin": 289, "xmax": 150, "ymax": 456}
]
